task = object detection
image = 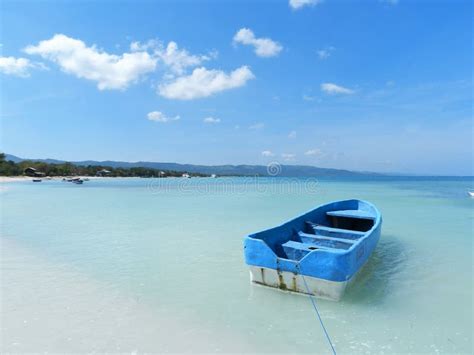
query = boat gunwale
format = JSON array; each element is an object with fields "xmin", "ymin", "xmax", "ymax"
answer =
[{"xmin": 246, "ymin": 199, "xmax": 382, "ymax": 261}]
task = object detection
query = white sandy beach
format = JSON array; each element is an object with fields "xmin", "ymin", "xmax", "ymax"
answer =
[
  {"xmin": 0, "ymin": 176, "xmax": 33, "ymax": 183},
  {"xmin": 0, "ymin": 176, "xmax": 107, "ymax": 183}
]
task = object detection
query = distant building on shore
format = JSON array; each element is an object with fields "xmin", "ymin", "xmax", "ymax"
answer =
[
  {"xmin": 96, "ymin": 169, "xmax": 111, "ymax": 177},
  {"xmin": 24, "ymin": 167, "xmax": 45, "ymax": 177}
]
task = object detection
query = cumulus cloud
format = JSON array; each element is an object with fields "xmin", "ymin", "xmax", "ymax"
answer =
[
  {"xmin": 130, "ymin": 39, "xmax": 216, "ymax": 73},
  {"xmin": 157, "ymin": 41, "xmax": 214, "ymax": 75},
  {"xmin": 289, "ymin": 0, "xmax": 322, "ymax": 10},
  {"xmin": 317, "ymin": 46, "xmax": 335, "ymax": 59},
  {"xmin": 261, "ymin": 150, "xmax": 275, "ymax": 157},
  {"xmin": 0, "ymin": 56, "xmax": 33, "ymax": 77},
  {"xmin": 249, "ymin": 122, "xmax": 264, "ymax": 130},
  {"xmin": 129, "ymin": 39, "xmax": 160, "ymax": 52},
  {"xmin": 233, "ymin": 28, "xmax": 282, "ymax": 57},
  {"xmin": 147, "ymin": 111, "xmax": 180, "ymax": 123},
  {"xmin": 203, "ymin": 116, "xmax": 221, "ymax": 124},
  {"xmin": 25, "ymin": 34, "xmax": 157, "ymax": 90},
  {"xmin": 0, "ymin": 56, "xmax": 46, "ymax": 77},
  {"xmin": 288, "ymin": 130, "xmax": 297, "ymax": 139},
  {"xmin": 20, "ymin": 34, "xmax": 253, "ymax": 100},
  {"xmin": 281, "ymin": 153, "xmax": 296, "ymax": 161},
  {"xmin": 305, "ymin": 148, "xmax": 324, "ymax": 157},
  {"xmin": 321, "ymin": 82, "xmax": 354, "ymax": 95},
  {"xmin": 158, "ymin": 66, "xmax": 254, "ymax": 100}
]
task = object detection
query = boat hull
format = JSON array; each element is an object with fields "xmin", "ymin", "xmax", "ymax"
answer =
[
  {"xmin": 244, "ymin": 199, "xmax": 382, "ymax": 301},
  {"xmin": 249, "ymin": 266, "xmax": 351, "ymax": 301}
]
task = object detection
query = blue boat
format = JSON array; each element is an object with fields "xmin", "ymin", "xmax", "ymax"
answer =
[{"xmin": 244, "ymin": 199, "xmax": 382, "ymax": 301}]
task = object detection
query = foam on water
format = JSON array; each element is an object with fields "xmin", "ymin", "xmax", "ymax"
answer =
[{"xmin": 1, "ymin": 177, "xmax": 473, "ymax": 353}]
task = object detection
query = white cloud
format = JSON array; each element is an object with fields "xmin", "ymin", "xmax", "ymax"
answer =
[
  {"xmin": 303, "ymin": 94, "xmax": 316, "ymax": 101},
  {"xmin": 130, "ymin": 39, "xmax": 160, "ymax": 52},
  {"xmin": 158, "ymin": 66, "xmax": 254, "ymax": 100},
  {"xmin": 158, "ymin": 41, "xmax": 213, "ymax": 75},
  {"xmin": 289, "ymin": 0, "xmax": 322, "ymax": 10},
  {"xmin": 203, "ymin": 116, "xmax": 221, "ymax": 124},
  {"xmin": 281, "ymin": 153, "xmax": 296, "ymax": 161},
  {"xmin": 0, "ymin": 56, "xmax": 46, "ymax": 77},
  {"xmin": 147, "ymin": 111, "xmax": 180, "ymax": 123},
  {"xmin": 288, "ymin": 130, "xmax": 297, "ymax": 139},
  {"xmin": 261, "ymin": 150, "xmax": 275, "ymax": 157},
  {"xmin": 317, "ymin": 46, "xmax": 335, "ymax": 59},
  {"xmin": 25, "ymin": 34, "xmax": 157, "ymax": 90},
  {"xmin": 249, "ymin": 122, "xmax": 264, "ymax": 130},
  {"xmin": 233, "ymin": 28, "xmax": 282, "ymax": 58},
  {"xmin": 130, "ymin": 39, "xmax": 216, "ymax": 75},
  {"xmin": 305, "ymin": 148, "xmax": 324, "ymax": 157},
  {"xmin": 321, "ymin": 82, "xmax": 354, "ymax": 95},
  {"xmin": 0, "ymin": 56, "xmax": 33, "ymax": 77},
  {"xmin": 317, "ymin": 50, "xmax": 330, "ymax": 59},
  {"xmin": 20, "ymin": 34, "xmax": 253, "ymax": 101}
]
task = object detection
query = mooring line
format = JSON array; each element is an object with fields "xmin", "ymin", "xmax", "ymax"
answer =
[{"xmin": 300, "ymin": 272, "xmax": 337, "ymax": 355}]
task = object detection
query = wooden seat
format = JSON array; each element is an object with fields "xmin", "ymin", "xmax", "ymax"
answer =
[
  {"xmin": 309, "ymin": 224, "xmax": 365, "ymax": 240},
  {"xmin": 298, "ymin": 232, "xmax": 353, "ymax": 250},
  {"xmin": 326, "ymin": 210, "xmax": 375, "ymax": 220},
  {"xmin": 282, "ymin": 240, "xmax": 319, "ymax": 260},
  {"xmin": 298, "ymin": 231, "xmax": 356, "ymax": 245}
]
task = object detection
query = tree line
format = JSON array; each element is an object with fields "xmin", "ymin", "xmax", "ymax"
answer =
[{"xmin": 0, "ymin": 153, "xmax": 207, "ymax": 178}]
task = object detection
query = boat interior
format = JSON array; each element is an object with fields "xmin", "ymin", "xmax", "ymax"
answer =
[{"xmin": 264, "ymin": 206, "xmax": 377, "ymax": 261}]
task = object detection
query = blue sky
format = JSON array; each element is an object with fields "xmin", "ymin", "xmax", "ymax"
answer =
[{"xmin": 0, "ymin": 0, "xmax": 472, "ymax": 175}]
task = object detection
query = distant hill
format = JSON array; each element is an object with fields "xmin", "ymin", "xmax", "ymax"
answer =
[{"xmin": 4, "ymin": 154, "xmax": 379, "ymax": 177}]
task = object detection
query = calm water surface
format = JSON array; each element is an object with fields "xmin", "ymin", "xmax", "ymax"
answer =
[{"xmin": 1, "ymin": 177, "xmax": 473, "ymax": 353}]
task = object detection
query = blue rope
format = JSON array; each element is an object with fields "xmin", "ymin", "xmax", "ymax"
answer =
[{"xmin": 300, "ymin": 272, "xmax": 337, "ymax": 355}]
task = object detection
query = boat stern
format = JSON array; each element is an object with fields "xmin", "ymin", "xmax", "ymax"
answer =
[{"xmin": 248, "ymin": 266, "xmax": 349, "ymax": 301}]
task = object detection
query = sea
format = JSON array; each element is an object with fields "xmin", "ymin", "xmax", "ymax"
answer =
[{"xmin": 1, "ymin": 176, "xmax": 472, "ymax": 353}]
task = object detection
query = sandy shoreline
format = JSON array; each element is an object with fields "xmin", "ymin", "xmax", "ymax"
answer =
[
  {"xmin": 0, "ymin": 176, "xmax": 216, "ymax": 183},
  {"xmin": 0, "ymin": 176, "xmax": 106, "ymax": 183},
  {"xmin": 0, "ymin": 176, "xmax": 35, "ymax": 183}
]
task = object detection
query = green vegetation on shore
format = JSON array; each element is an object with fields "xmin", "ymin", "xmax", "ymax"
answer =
[{"xmin": 0, "ymin": 153, "xmax": 207, "ymax": 178}]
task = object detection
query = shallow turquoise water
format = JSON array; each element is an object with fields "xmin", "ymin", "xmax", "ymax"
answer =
[{"xmin": 1, "ymin": 177, "xmax": 473, "ymax": 353}]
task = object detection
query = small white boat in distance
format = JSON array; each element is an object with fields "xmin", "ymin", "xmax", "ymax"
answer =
[{"xmin": 468, "ymin": 191, "xmax": 474, "ymax": 197}]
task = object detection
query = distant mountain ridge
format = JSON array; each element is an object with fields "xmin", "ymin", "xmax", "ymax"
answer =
[{"xmin": 4, "ymin": 154, "xmax": 379, "ymax": 177}]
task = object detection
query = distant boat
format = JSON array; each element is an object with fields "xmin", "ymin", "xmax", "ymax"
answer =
[
  {"xmin": 469, "ymin": 191, "xmax": 474, "ymax": 197},
  {"xmin": 32, "ymin": 178, "xmax": 42, "ymax": 182},
  {"xmin": 244, "ymin": 199, "xmax": 382, "ymax": 301},
  {"xmin": 211, "ymin": 174, "xmax": 217, "ymax": 178},
  {"xmin": 72, "ymin": 179, "xmax": 84, "ymax": 184},
  {"xmin": 182, "ymin": 173, "xmax": 191, "ymax": 178}
]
